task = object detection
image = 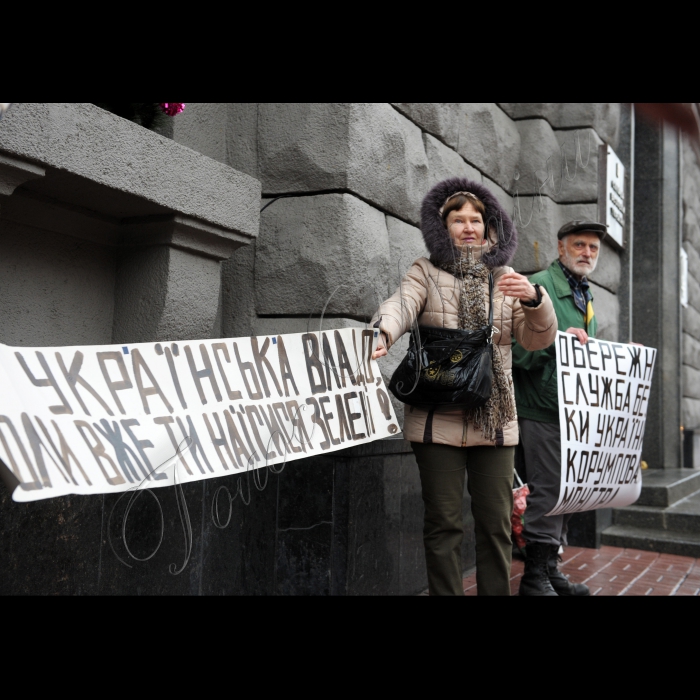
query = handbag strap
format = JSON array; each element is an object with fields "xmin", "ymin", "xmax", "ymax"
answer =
[
  {"xmin": 513, "ymin": 470, "xmax": 524, "ymax": 489},
  {"xmin": 486, "ymin": 272, "xmax": 495, "ymax": 344}
]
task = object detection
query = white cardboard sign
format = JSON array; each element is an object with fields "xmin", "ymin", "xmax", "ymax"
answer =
[
  {"xmin": 0, "ymin": 329, "xmax": 399, "ymax": 503},
  {"xmin": 546, "ymin": 332, "xmax": 657, "ymax": 516}
]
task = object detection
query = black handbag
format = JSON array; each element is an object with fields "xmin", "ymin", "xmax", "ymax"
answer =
[{"xmin": 388, "ymin": 274, "xmax": 494, "ymax": 409}]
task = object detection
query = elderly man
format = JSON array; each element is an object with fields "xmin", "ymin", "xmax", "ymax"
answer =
[{"xmin": 512, "ymin": 220, "xmax": 607, "ymax": 596}]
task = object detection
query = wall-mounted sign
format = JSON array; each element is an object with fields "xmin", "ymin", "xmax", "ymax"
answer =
[
  {"xmin": 681, "ymin": 248, "xmax": 689, "ymax": 308},
  {"xmin": 598, "ymin": 145, "xmax": 626, "ymax": 249}
]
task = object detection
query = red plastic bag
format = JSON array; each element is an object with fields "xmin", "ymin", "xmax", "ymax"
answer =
[{"xmin": 512, "ymin": 473, "xmax": 529, "ymax": 551}]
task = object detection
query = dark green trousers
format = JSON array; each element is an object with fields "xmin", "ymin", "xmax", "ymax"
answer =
[{"xmin": 412, "ymin": 443, "xmax": 515, "ymax": 596}]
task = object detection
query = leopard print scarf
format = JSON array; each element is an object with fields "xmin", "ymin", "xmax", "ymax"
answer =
[{"xmin": 434, "ymin": 252, "xmax": 516, "ymax": 442}]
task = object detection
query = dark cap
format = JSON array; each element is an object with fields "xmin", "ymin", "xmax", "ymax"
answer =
[{"xmin": 557, "ymin": 220, "xmax": 607, "ymax": 241}]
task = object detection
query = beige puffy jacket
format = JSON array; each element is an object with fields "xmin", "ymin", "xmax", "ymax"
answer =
[{"xmin": 374, "ymin": 257, "xmax": 557, "ymax": 447}]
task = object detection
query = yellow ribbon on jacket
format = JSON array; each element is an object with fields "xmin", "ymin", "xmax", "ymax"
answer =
[{"xmin": 586, "ymin": 301, "xmax": 595, "ymax": 327}]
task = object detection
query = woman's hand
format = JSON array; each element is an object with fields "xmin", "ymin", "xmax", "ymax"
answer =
[
  {"xmin": 498, "ymin": 272, "xmax": 537, "ymax": 302},
  {"xmin": 372, "ymin": 333, "xmax": 388, "ymax": 360},
  {"xmin": 566, "ymin": 327, "xmax": 589, "ymax": 345}
]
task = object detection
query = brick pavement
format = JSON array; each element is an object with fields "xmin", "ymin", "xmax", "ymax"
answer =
[{"xmin": 461, "ymin": 545, "xmax": 700, "ymax": 596}]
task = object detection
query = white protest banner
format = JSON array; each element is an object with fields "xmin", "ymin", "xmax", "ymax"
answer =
[
  {"xmin": 0, "ymin": 329, "xmax": 399, "ymax": 502},
  {"xmin": 546, "ymin": 331, "xmax": 657, "ymax": 516}
]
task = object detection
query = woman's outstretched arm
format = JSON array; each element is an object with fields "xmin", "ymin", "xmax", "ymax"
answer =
[{"xmin": 371, "ymin": 262, "xmax": 428, "ymax": 359}]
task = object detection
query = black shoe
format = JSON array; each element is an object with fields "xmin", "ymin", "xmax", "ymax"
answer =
[
  {"xmin": 519, "ymin": 543, "xmax": 558, "ymax": 596},
  {"xmin": 547, "ymin": 545, "xmax": 590, "ymax": 596}
]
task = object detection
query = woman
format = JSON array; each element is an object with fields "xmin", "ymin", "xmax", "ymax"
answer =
[{"xmin": 372, "ymin": 178, "xmax": 557, "ymax": 596}]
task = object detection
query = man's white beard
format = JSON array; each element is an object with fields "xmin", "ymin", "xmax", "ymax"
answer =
[{"xmin": 560, "ymin": 251, "xmax": 598, "ymax": 277}]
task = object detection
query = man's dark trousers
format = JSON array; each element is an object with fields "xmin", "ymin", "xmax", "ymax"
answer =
[{"xmin": 519, "ymin": 418, "xmax": 571, "ymax": 546}]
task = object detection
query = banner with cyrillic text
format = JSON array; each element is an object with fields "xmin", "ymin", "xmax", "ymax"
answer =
[
  {"xmin": 546, "ymin": 332, "xmax": 656, "ymax": 516},
  {"xmin": 0, "ymin": 329, "xmax": 399, "ymax": 502}
]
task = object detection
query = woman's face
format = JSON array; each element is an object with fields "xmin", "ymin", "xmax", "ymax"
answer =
[{"xmin": 446, "ymin": 203, "xmax": 486, "ymax": 248}]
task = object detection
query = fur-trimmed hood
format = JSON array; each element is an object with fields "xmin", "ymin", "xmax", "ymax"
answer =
[{"xmin": 420, "ymin": 178, "xmax": 518, "ymax": 269}]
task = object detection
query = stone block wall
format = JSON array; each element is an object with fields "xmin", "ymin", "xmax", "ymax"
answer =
[
  {"xmin": 170, "ymin": 103, "xmax": 624, "ymax": 417},
  {"xmin": 682, "ymin": 136, "xmax": 700, "ymax": 433},
  {"xmin": 0, "ymin": 104, "xmax": 260, "ymax": 349},
  {"xmin": 0, "ymin": 104, "xmax": 635, "ymax": 596}
]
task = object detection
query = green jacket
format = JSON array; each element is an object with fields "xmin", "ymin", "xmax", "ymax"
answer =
[{"xmin": 512, "ymin": 261, "xmax": 598, "ymax": 423}]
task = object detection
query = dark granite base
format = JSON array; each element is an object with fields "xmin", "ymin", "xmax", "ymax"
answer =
[
  {"xmin": 0, "ymin": 438, "xmax": 479, "ymax": 595},
  {"xmin": 0, "ymin": 488, "xmax": 103, "ymax": 596},
  {"xmin": 567, "ymin": 508, "xmax": 612, "ymax": 549}
]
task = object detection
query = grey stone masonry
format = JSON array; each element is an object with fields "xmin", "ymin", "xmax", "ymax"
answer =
[
  {"xmin": 683, "ymin": 136, "xmax": 700, "ymax": 432},
  {"xmin": 165, "ymin": 103, "xmax": 630, "ymax": 431},
  {"xmin": 0, "ymin": 103, "xmax": 631, "ymax": 426},
  {"xmin": 112, "ymin": 246, "xmax": 223, "ymax": 343},
  {"xmin": 685, "ymin": 305, "xmax": 700, "ymax": 343},
  {"xmin": 0, "ymin": 103, "xmax": 260, "ymax": 236},
  {"xmin": 391, "ymin": 103, "xmax": 462, "ymax": 150},
  {"xmin": 169, "ymin": 102, "xmax": 228, "ymax": 165},
  {"xmin": 257, "ymin": 103, "xmax": 430, "ymax": 226},
  {"xmin": 684, "ymin": 399, "xmax": 700, "ymax": 435},
  {"xmin": 422, "ymin": 133, "xmax": 482, "ymax": 190},
  {"xmin": 483, "ymin": 176, "xmax": 514, "ymax": 220},
  {"xmin": 456, "ymin": 104, "xmax": 521, "ymax": 192},
  {"xmin": 514, "ymin": 121, "xmax": 603, "ymax": 204},
  {"xmin": 589, "ymin": 239, "xmax": 622, "ymax": 294},
  {"xmin": 0, "ymin": 214, "xmax": 116, "ymax": 347},
  {"xmin": 386, "ymin": 215, "xmax": 429, "ymax": 291},
  {"xmin": 498, "ymin": 103, "xmax": 621, "ymax": 150},
  {"xmin": 255, "ymin": 193, "xmax": 391, "ymax": 318},
  {"xmin": 684, "ymin": 365, "xmax": 700, "ymax": 400},
  {"xmin": 0, "ymin": 103, "xmax": 262, "ymax": 346}
]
